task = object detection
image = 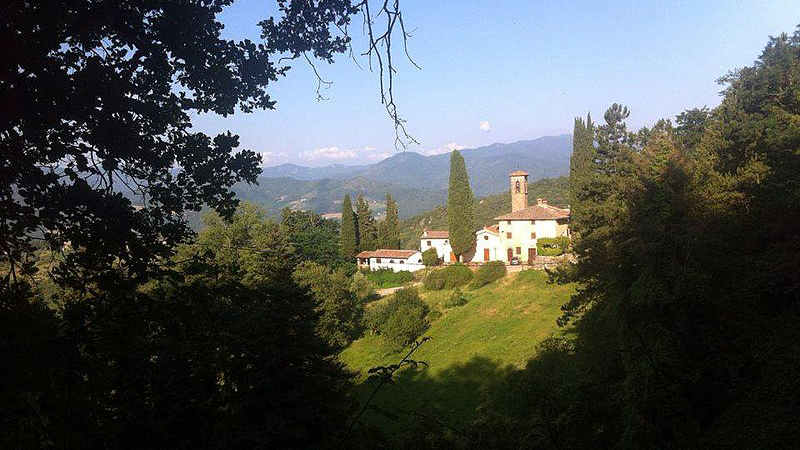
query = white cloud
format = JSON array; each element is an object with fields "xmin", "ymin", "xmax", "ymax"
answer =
[
  {"xmin": 479, "ymin": 120, "xmax": 492, "ymax": 132},
  {"xmin": 258, "ymin": 151, "xmax": 287, "ymax": 165},
  {"xmin": 302, "ymin": 146, "xmax": 358, "ymax": 161},
  {"xmin": 423, "ymin": 142, "xmax": 467, "ymax": 156},
  {"xmin": 363, "ymin": 146, "xmax": 377, "ymax": 152}
]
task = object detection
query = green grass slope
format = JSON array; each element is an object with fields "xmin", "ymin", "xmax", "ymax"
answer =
[{"xmin": 340, "ymin": 269, "xmax": 575, "ymax": 436}]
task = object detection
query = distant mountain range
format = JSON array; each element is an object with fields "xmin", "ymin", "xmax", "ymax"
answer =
[
  {"xmin": 216, "ymin": 135, "xmax": 572, "ymax": 222},
  {"xmin": 261, "ymin": 134, "xmax": 572, "ymax": 198}
]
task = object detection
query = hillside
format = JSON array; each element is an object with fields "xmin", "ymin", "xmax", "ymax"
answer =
[
  {"xmin": 398, "ymin": 176, "xmax": 570, "ymax": 248},
  {"xmin": 340, "ymin": 269, "xmax": 575, "ymax": 436},
  {"xmin": 261, "ymin": 135, "xmax": 572, "ymax": 197}
]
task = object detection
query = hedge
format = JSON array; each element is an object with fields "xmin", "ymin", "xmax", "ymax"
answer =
[{"xmin": 536, "ymin": 236, "xmax": 571, "ymax": 256}]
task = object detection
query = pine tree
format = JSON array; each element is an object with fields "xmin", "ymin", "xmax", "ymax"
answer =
[
  {"xmin": 355, "ymin": 194, "xmax": 377, "ymax": 251},
  {"xmin": 379, "ymin": 193, "xmax": 400, "ymax": 249},
  {"xmin": 447, "ymin": 150, "xmax": 475, "ymax": 260},
  {"xmin": 340, "ymin": 194, "xmax": 358, "ymax": 258}
]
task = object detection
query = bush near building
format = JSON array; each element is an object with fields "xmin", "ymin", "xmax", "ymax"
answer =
[
  {"xmin": 364, "ymin": 268, "xmax": 414, "ymax": 288},
  {"xmin": 423, "ymin": 263, "xmax": 473, "ymax": 290},
  {"xmin": 470, "ymin": 261, "xmax": 507, "ymax": 289},
  {"xmin": 536, "ymin": 236, "xmax": 571, "ymax": 256},
  {"xmin": 422, "ymin": 247, "xmax": 440, "ymax": 267}
]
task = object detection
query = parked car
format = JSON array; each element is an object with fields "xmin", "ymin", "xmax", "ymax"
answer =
[{"xmin": 510, "ymin": 256, "xmax": 521, "ymax": 265}]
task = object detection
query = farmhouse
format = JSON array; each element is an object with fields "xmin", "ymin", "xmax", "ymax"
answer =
[
  {"xmin": 355, "ymin": 249, "xmax": 425, "ymax": 272},
  {"xmin": 420, "ymin": 229, "xmax": 455, "ymax": 262},
  {"xmin": 418, "ymin": 170, "xmax": 571, "ymax": 265}
]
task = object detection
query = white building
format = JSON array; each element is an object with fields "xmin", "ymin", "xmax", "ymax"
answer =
[
  {"xmin": 355, "ymin": 249, "xmax": 425, "ymax": 272},
  {"xmin": 420, "ymin": 229, "xmax": 455, "ymax": 262},
  {"xmin": 472, "ymin": 225, "xmax": 500, "ymax": 263}
]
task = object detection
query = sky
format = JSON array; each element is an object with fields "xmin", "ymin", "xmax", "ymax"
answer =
[{"xmin": 190, "ymin": 0, "xmax": 800, "ymax": 167}]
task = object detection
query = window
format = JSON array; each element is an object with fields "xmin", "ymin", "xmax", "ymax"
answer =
[
  {"xmin": 531, "ymin": 221, "xmax": 535, "ymax": 225},
  {"xmin": 389, "ymin": 259, "xmax": 395, "ymax": 263},
  {"xmin": 427, "ymin": 240, "xmax": 431, "ymax": 246},
  {"xmin": 531, "ymin": 232, "xmax": 536, "ymax": 239},
  {"xmin": 445, "ymin": 240, "xmax": 448, "ymax": 244},
  {"xmin": 516, "ymin": 247, "xmax": 521, "ymax": 254},
  {"xmin": 507, "ymin": 220, "xmax": 511, "ymax": 225},
  {"xmin": 515, "ymin": 180, "xmax": 520, "ymax": 193},
  {"xmin": 484, "ymin": 235, "xmax": 489, "ymax": 240},
  {"xmin": 399, "ymin": 260, "xmax": 404, "ymax": 263},
  {"xmin": 506, "ymin": 232, "xmax": 512, "ymax": 239},
  {"xmin": 376, "ymin": 258, "xmax": 381, "ymax": 263}
]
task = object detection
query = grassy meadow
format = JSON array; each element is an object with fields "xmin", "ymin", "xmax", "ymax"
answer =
[{"xmin": 340, "ymin": 269, "xmax": 575, "ymax": 435}]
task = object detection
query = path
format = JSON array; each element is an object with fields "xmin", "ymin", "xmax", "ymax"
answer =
[{"xmin": 375, "ymin": 282, "xmax": 421, "ymax": 297}]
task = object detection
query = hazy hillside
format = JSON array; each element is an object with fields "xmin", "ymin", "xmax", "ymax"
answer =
[
  {"xmin": 398, "ymin": 176, "xmax": 570, "ymax": 248},
  {"xmin": 229, "ymin": 176, "xmax": 446, "ymax": 218},
  {"xmin": 260, "ymin": 163, "xmax": 369, "ymax": 180},
  {"xmin": 259, "ymin": 135, "xmax": 572, "ymax": 197}
]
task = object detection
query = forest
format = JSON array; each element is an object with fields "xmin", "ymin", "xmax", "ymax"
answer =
[{"xmin": 2, "ymin": 1, "xmax": 799, "ymax": 449}]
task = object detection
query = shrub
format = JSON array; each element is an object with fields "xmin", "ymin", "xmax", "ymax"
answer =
[
  {"xmin": 443, "ymin": 263, "xmax": 473, "ymax": 289},
  {"xmin": 363, "ymin": 302, "xmax": 390, "ymax": 334},
  {"xmin": 423, "ymin": 264, "xmax": 473, "ymax": 290},
  {"xmin": 423, "ymin": 269, "xmax": 446, "ymax": 290},
  {"xmin": 536, "ymin": 236, "xmax": 571, "ymax": 256},
  {"xmin": 350, "ymin": 272, "xmax": 377, "ymax": 302},
  {"xmin": 427, "ymin": 310, "xmax": 443, "ymax": 322},
  {"xmin": 444, "ymin": 289, "xmax": 469, "ymax": 308},
  {"xmin": 422, "ymin": 247, "xmax": 440, "ymax": 267},
  {"xmin": 380, "ymin": 287, "xmax": 430, "ymax": 348},
  {"xmin": 364, "ymin": 269, "xmax": 414, "ymax": 288},
  {"xmin": 470, "ymin": 261, "xmax": 507, "ymax": 289}
]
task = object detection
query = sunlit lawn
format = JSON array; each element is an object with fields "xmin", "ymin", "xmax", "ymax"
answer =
[{"xmin": 340, "ymin": 269, "xmax": 575, "ymax": 435}]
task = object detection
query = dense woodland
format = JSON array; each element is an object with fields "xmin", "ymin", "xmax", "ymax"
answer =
[{"xmin": 2, "ymin": 1, "xmax": 800, "ymax": 449}]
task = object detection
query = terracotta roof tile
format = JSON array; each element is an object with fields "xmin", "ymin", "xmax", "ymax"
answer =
[
  {"xmin": 369, "ymin": 249, "xmax": 419, "ymax": 259},
  {"xmin": 509, "ymin": 170, "xmax": 529, "ymax": 176},
  {"xmin": 421, "ymin": 230, "xmax": 449, "ymax": 239},
  {"xmin": 478, "ymin": 225, "xmax": 499, "ymax": 235},
  {"xmin": 356, "ymin": 251, "xmax": 374, "ymax": 258},
  {"xmin": 495, "ymin": 205, "xmax": 570, "ymax": 221}
]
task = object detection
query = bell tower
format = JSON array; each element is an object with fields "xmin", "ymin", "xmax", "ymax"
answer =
[{"xmin": 509, "ymin": 170, "xmax": 528, "ymax": 212}]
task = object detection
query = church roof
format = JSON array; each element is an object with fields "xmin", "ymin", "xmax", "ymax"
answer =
[
  {"xmin": 495, "ymin": 204, "xmax": 570, "ymax": 221},
  {"xmin": 509, "ymin": 170, "xmax": 529, "ymax": 176},
  {"xmin": 421, "ymin": 230, "xmax": 449, "ymax": 239},
  {"xmin": 356, "ymin": 251, "xmax": 374, "ymax": 258}
]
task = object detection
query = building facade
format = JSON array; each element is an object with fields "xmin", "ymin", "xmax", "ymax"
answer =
[
  {"xmin": 356, "ymin": 249, "xmax": 425, "ymax": 272},
  {"xmin": 420, "ymin": 229, "xmax": 455, "ymax": 262}
]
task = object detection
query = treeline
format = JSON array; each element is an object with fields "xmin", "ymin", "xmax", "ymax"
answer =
[{"xmin": 340, "ymin": 193, "xmax": 401, "ymax": 258}]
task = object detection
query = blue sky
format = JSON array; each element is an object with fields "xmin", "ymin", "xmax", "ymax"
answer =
[{"xmin": 190, "ymin": 0, "xmax": 800, "ymax": 167}]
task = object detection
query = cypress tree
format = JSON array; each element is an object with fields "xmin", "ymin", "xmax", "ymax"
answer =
[
  {"xmin": 381, "ymin": 193, "xmax": 400, "ymax": 249},
  {"xmin": 340, "ymin": 194, "xmax": 357, "ymax": 258},
  {"xmin": 355, "ymin": 194, "xmax": 377, "ymax": 251},
  {"xmin": 569, "ymin": 113, "xmax": 595, "ymax": 234},
  {"xmin": 447, "ymin": 150, "xmax": 475, "ymax": 260}
]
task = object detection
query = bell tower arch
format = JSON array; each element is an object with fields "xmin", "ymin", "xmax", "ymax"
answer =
[{"xmin": 509, "ymin": 170, "xmax": 528, "ymax": 212}]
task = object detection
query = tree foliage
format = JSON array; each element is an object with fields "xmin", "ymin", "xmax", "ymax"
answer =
[
  {"xmin": 378, "ymin": 193, "xmax": 401, "ymax": 249},
  {"xmin": 293, "ymin": 261, "xmax": 364, "ymax": 349},
  {"xmin": 356, "ymin": 194, "xmax": 377, "ymax": 251},
  {"xmin": 447, "ymin": 150, "xmax": 475, "ymax": 259},
  {"xmin": 340, "ymin": 194, "xmax": 358, "ymax": 259}
]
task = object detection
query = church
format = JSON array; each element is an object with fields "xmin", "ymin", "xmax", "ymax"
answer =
[{"xmin": 422, "ymin": 170, "xmax": 570, "ymax": 264}]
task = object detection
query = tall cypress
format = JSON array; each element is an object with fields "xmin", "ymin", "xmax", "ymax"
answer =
[
  {"xmin": 355, "ymin": 194, "xmax": 376, "ymax": 251},
  {"xmin": 340, "ymin": 194, "xmax": 357, "ymax": 258},
  {"xmin": 447, "ymin": 150, "xmax": 475, "ymax": 260},
  {"xmin": 379, "ymin": 193, "xmax": 400, "ymax": 249},
  {"xmin": 569, "ymin": 112, "xmax": 595, "ymax": 235}
]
